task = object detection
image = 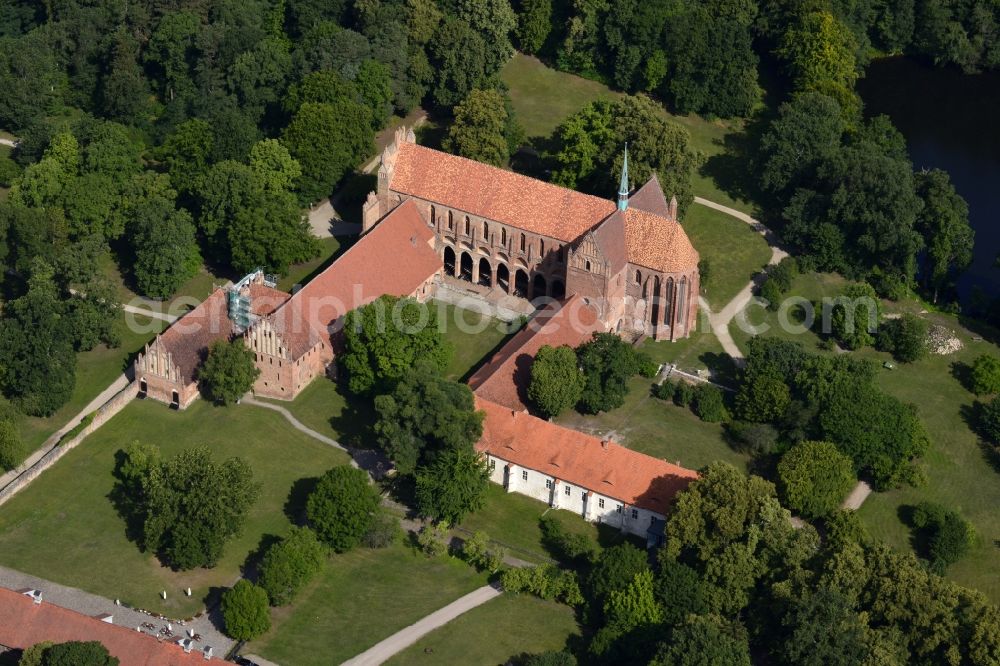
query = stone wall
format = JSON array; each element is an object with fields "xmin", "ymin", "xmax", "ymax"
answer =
[{"xmin": 0, "ymin": 383, "xmax": 139, "ymax": 508}]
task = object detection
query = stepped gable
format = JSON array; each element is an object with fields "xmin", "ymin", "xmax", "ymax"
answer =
[
  {"xmin": 0, "ymin": 587, "xmax": 217, "ymax": 664},
  {"xmin": 623, "ymin": 206, "xmax": 699, "ymax": 274},
  {"xmin": 468, "ymin": 294, "xmax": 603, "ymax": 412},
  {"xmin": 475, "ymin": 397, "xmax": 698, "ymax": 515},
  {"xmin": 390, "ymin": 142, "xmax": 617, "ymax": 243},
  {"xmin": 265, "ymin": 198, "xmax": 440, "ymax": 358}
]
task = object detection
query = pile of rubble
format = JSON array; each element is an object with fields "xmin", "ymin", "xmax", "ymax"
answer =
[{"xmin": 928, "ymin": 324, "xmax": 963, "ymax": 355}]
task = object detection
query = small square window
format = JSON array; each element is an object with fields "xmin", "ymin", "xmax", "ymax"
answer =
[
  {"xmin": 598, "ymin": 498, "xmax": 605, "ymax": 509},
  {"xmin": 488, "ymin": 459, "xmax": 496, "ymax": 471},
  {"xmin": 616, "ymin": 504, "xmax": 623, "ymax": 514},
  {"xmin": 545, "ymin": 479, "xmax": 552, "ymax": 489},
  {"xmin": 564, "ymin": 485, "xmax": 571, "ymax": 496},
  {"xmin": 522, "ymin": 470, "xmax": 528, "ymax": 481},
  {"xmin": 631, "ymin": 509, "xmax": 639, "ymax": 520}
]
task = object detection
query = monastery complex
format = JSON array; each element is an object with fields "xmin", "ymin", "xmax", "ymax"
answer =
[{"xmin": 135, "ymin": 127, "xmax": 700, "ymax": 540}]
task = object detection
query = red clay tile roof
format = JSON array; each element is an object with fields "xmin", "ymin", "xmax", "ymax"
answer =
[
  {"xmin": 623, "ymin": 207, "xmax": 699, "ymax": 274},
  {"xmin": 390, "ymin": 143, "xmax": 617, "ymax": 243},
  {"xmin": 0, "ymin": 588, "xmax": 217, "ymax": 664},
  {"xmin": 592, "ymin": 211, "xmax": 627, "ymax": 274},
  {"xmin": 468, "ymin": 295, "xmax": 603, "ymax": 412},
  {"xmin": 247, "ymin": 283, "xmax": 291, "ymax": 316},
  {"xmin": 475, "ymin": 397, "xmax": 698, "ymax": 515},
  {"xmin": 628, "ymin": 174, "xmax": 672, "ymax": 219},
  {"xmin": 154, "ymin": 289, "xmax": 232, "ymax": 386},
  {"xmin": 264, "ymin": 198, "xmax": 441, "ymax": 358}
]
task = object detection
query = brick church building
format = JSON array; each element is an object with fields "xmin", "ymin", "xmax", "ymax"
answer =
[{"xmin": 364, "ymin": 128, "xmax": 700, "ymax": 341}]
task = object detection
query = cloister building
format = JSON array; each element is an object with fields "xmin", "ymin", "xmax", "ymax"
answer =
[{"xmin": 364, "ymin": 127, "xmax": 700, "ymax": 341}]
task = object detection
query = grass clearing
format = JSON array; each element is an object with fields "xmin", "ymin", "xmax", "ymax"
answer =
[
  {"xmin": 387, "ymin": 594, "xmax": 579, "ymax": 666},
  {"xmin": 0, "ymin": 398, "xmax": 351, "ymax": 617},
  {"xmin": 250, "ymin": 543, "xmax": 487, "ymax": 666},
  {"xmin": 459, "ymin": 484, "xmax": 632, "ymax": 563},
  {"xmin": 850, "ymin": 312, "xmax": 1000, "ymax": 602},
  {"xmin": 685, "ymin": 203, "xmax": 771, "ymax": 310},
  {"xmin": 435, "ymin": 301, "xmax": 517, "ymax": 381},
  {"xmin": 277, "ymin": 236, "xmax": 342, "ymax": 292},
  {"xmin": 17, "ymin": 313, "xmax": 166, "ymax": 450},
  {"xmin": 555, "ymin": 375, "xmax": 746, "ymax": 473}
]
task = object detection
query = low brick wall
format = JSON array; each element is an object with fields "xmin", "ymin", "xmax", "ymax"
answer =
[{"xmin": 0, "ymin": 382, "xmax": 139, "ymax": 507}]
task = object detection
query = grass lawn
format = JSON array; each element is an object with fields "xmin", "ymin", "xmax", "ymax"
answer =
[
  {"xmin": 500, "ymin": 54, "xmax": 756, "ymax": 216},
  {"xmin": 729, "ymin": 271, "xmax": 849, "ymax": 354},
  {"xmin": 250, "ymin": 543, "xmax": 487, "ymax": 666},
  {"xmin": 387, "ymin": 594, "xmax": 580, "ymax": 666},
  {"xmin": 685, "ymin": 202, "xmax": 771, "ymax": 310},
  {"xmin": 435, "ymin": 301, "xmax": 518, "ymax": 381},
  {"xmin": 0, "ymin": 398, "xmax": 351, "ymax": 617},
  {"xmin": 459, "ymin": 484, "xmax": 635, "ymax": 563},
  {"xmin": 17, "ymin": 313, "xmax": 166, "ymax": 450},
  {"xmin": 640, "ymin": 326, "xmax": 737, "ymax": 386},
  {"xmin": 555, "ymin": 375, "xmax": 747, "ymax": 473}
]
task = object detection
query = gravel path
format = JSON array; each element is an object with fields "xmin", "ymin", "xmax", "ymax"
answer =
[
  {"xmin": 341, "ymin": 585, "xmax": 502, "ymax": 666},
  {"xmin": 0, "ymin": 138, "xmax": 17, "ymax": 148},
  {"xmin": 841, "ymin": 480, "xmax": 873, "ymax": 510},
  {"xmin": 122, "ymin": 303, "xmax": 179, "ymax": 323},
  {"xmin": 0, "ymin": 566, "xmax": 233, "ymax": 654},
  {"xmin": 691, "ymin": 198, "xmax": 787, "ymax": 362}
]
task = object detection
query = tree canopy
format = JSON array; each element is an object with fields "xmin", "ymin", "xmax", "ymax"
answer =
[
  {"xmin": 528, "ymin": 344, "xmax": 585, "ymax": 418},
  {"xmin": 306, "ymin": 466, "xmax": 380, "ymax": 552}
]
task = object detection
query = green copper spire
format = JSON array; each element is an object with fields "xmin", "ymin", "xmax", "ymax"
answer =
[{"xmin": 617, "ymin": 144, "xmax": 629, "ymax": 212}]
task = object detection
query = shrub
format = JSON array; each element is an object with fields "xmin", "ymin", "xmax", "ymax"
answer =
[
  {"xmin": 981, "ymin": 397, "xmax": 1000, "ymax": 443},
  {"xmin": 826, "ymin": 282, "xmax": 880, "ymax": 350},
  {"xmin": 461, "ymin": 530, "xmax": 506, "ymax": 572},
  {"xmin": 540, "ymin": 515, "xmax": 597, "ymax": 566},
  {"xmin": 777, "ymin": 440, "xmax": 856, "ymax": 519},
  {"xmin": 306, "ymin": 466, "xmax": 380, "ymax": 552},
  {"xmin": 759, "ymin": 278, "xmax": 783, "ymax": 311},
  {"xmin": 0, "ymin": 418, "xmax": 26, "ymax": 471},
  {"xmin": 363, "ymin": 510, "xmax": 403, "ymax": 549},
  {"xmin": 221, "ymin": 580, "xmax": 271, "ymax": 640},
  {"xmin": 34, "ymin": 641, "xmax": 118, "ymax": 666},
  {"xmin": 970, "ymin": 355, "xmax": 1000, "ymax": 395},
  {"xmin": 417, "ymin": 522, "xmax": 450, "ymax": 557},
  {"xmin": 673, "ymin": 382, "xmax": 694, "ymax": 407},
  {"xmin": 876, "ymin": 313, "xmax": 928, "ymax": 363},
  {"xmin": 910, "ymin": 501, "xmax": 975, "ymax": 573},
  {"xmin": 769, "ymin": 256, "xmax": 799, "ymax": 291},
  {"xmin": 652, "ymin": 380, "xmax": 677, "ymax": 401},
  {"xmin": 692, "ymin": 384, "xmax": 728, "ymax": 423},
  {"xmin": 258, "ymin": 527, "xmax": 327, "ymax": 606},
  {"xmin": 501, "ymin": 564, "xmax": 584, "ymax": 606},
  {"xmin": 724, "ymin": 421, "xmax": 780, "ymax": 456},
  {"xmin": 636, "ymin": 353, "xmax": 659, "ymax": 378}
]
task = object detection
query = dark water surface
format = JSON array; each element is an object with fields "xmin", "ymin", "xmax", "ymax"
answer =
[{"xmin": 858, "ymin": 57, "xmax": 1000, "ymax": 300}]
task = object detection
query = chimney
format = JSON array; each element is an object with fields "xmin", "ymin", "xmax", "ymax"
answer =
[
  {"xmin": 203, "ymin": 646, "xmax": 214, "ymax": 660},
  {"xmin": 19, "ymin": 589, "xmax": 42, "ymax": 605},
  {"xmin": 601, "ymin": 439, "xmax": 609, "ymax": 450},
  {"xmin": 179, "ymin": 638, "xmax": 194, "ymax": 653},
  {"xmin": 95, "ymin": 613, "xmax": 113, "ymax": 624}
]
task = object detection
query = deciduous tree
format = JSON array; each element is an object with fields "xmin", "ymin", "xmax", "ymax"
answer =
[
  {"xmin": 777, "ymin": 440, "xmax": 856, "ymax": 518},
  {"xmin": 443, "ymin": 89, "xmax": 511, "ymax": 166},
  {"xmin": 414, "ymin": 445, "xmax": 489, "ymax": 524},
  {"xmin": 221, "ymin": 580, "xmax": 271, "ymax": 640},
  {"xmin": 199, "ymin": 339, "xmax": 261, "ymax": 405},
  {"xmin": 914, "ymin": 169, "xmax": 973, "ymax": 303},
  {"xmin": 306, "ymin": 466, "xmax": 380, "ymax": 552},
  {"xmin": 528, "ymin": 345, "xmax": 585, "ymax": 418},
  {"xmin": 258, "ymin": 527, "xmax": 327, "ymax": 606}
]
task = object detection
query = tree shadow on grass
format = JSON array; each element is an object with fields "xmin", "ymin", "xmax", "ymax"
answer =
[
  {"xmin": 328, "ymin": 393, "xmax": 377, "ymax": 450},
  {"xmin": 284, "ymin": 476, "xmax": 319, "ymax": 526},
  {"xmin": 241, "ymin": 533, "xmax": 282, "ymax": 581},
  {"xmin": 699, "ymin": 114, "xmax": 771, "ymax": 211},
  {"xmin": 699, "ymin": 351, "xmax": 738, "ymax": 387},
  {"xmin": 203, "ymin": 586, "xmax": 228, "ymax": 631},
  {"xmin": 106, "ymin": 450, "xmax": 146, "ymax": 547},
  {"xmin": 951, "ymin": 361, "xmax": 974, "ymax": 393}
]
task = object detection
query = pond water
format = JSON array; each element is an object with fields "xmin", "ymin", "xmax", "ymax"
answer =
[{"xmin": 858, "ymin": 57, "xmax": 1000, "ymax": 301}]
